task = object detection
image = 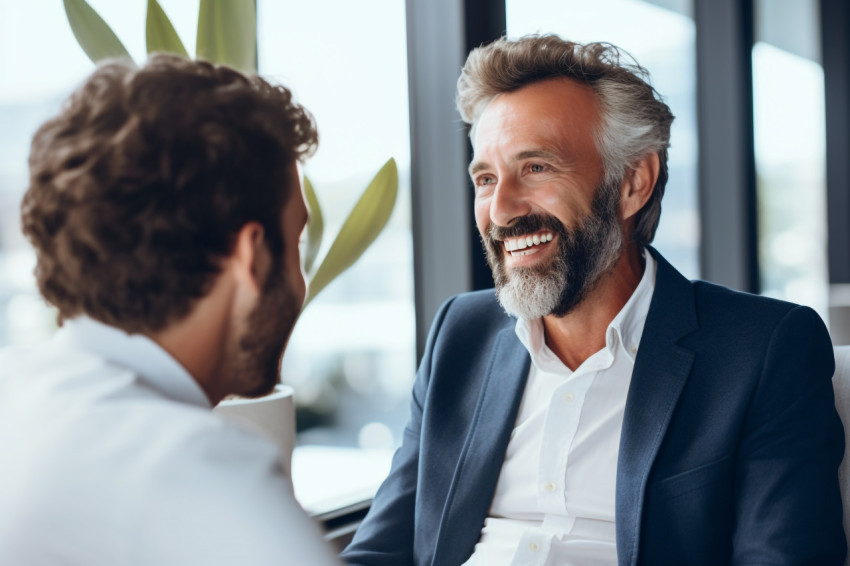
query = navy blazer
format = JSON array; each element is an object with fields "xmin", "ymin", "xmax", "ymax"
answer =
[{"xmin": 342, "ymin": 249, "xmax": 846, "ymax": 565}]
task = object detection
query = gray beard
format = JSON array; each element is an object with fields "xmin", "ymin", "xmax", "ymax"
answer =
[
  {"xmin": 485, "ymin": 180, "xmax": 624, "ymax": 320},
  {"xmin": 496, "ymin": 263, "xmax": 567, "ymax": 320}
]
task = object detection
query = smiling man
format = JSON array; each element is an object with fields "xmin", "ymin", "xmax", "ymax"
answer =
[{"xmin": 343, "ymin": 35, "xmax": 845, "ymax": 565}]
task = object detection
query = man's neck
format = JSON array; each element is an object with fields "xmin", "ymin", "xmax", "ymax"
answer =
[
  {"xmin": 147, "ymin": 275, "xmax": 237, "ymax": 406},
  {"xmin": 542, "ymin": 245, "xmax": 646, "ymax": 370}
]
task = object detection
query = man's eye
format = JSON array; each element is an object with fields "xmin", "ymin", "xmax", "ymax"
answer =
[
  {"xmin": 530, "ymin": 164, "xmax": 546, "ymax": 173},
  {"xmin": 477, "ymin": 175, "xmax": 496, "ymax": 186}
]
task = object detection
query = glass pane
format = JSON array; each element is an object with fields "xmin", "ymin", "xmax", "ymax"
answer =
[
  {"xmin": 753, "ymin": 0, "xmax": 828, "ymax": 320},
  {"xmin": 0, "ymin": 0, "xmax": 416, "ymax": 452},
  {"xmin": 257, "ymin": 0, "xmax": 415, "ymax": 449},
  {"xmin": 505, "ymin": 0, "xmax": 699, "ymax": 279}
]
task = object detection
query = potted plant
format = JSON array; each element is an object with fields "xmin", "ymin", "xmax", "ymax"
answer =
[{"xmin": 62, "ymin": 0, "xmax": 399, "ymax": 475}]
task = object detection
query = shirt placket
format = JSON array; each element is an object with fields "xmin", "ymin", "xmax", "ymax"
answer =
[{"xmin": 530, "ymin": 366, "xmax": 599, "ymax": 559}]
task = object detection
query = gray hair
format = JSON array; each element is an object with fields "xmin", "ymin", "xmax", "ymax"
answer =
[{"xmin": 456, "ymin": 35, "xmax": 674, "ymax": 247}]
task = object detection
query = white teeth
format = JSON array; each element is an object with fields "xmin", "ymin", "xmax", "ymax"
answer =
[{"xmin": 503, "ymin": 232, "xmax": 553, "ymax": 253}]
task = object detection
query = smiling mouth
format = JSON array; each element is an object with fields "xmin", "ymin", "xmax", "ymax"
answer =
[{"xmin": 502, "ymin": 231, "xmax": 554, "ymax": 256}]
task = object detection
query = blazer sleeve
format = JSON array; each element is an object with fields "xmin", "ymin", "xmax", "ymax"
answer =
[
  {"xmin": 732, "ymin": 306, "xmax": 846, "ymax": 564},
  {"xmin": 340, "ymin": 297, "xmax": 457, "ymax": 566}
]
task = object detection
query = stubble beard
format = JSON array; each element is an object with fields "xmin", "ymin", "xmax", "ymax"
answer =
[
  {"xmin": 231, "ymin": 266, "xmax": 301, "ymax": 398},
  {"xmin": 482, "ymin": 180, "xmax": 625, "ymax": 320}
]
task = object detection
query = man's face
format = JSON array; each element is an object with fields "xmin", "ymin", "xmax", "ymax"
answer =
[
  {"xmin": 470, "ymin": 78, "xmax": 624, "ymax": 319},
  {"xmin": 232, "ymin": 166, "xmax": 308, "ymax": 398}
]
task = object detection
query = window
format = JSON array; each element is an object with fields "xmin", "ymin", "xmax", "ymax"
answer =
[
  {"xmin": 0, "ymin": 0, "xmax": 140, "ymax": 346},
  {"xmin": 752, "ymin": 0, "xmax": 828, "ymax": 319},
  {"xmin": 0, "ymin": 0, "xmax": 416, "ymax": 452},
  {"xmin": 257, "ymin": 0, "xmax": 415, "ymax": 449}
]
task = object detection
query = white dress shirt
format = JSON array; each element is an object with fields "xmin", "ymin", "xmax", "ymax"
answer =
[
  {"xmin": 463, "ymin": 253, "xmax": 657, "ymax": 566},
  {"xmin": 0, "ymin": 317, "xmax": 339, "ymax": 566}
]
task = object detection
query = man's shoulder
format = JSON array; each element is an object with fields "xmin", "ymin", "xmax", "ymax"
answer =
[
  {"xmin": 437, "ymin": 289, "xmax": 514, "ymax": 333},
  {"xmin": 0, "ymin": 340, "xmax": 296, "ymax": 557},
  {"xmin": 0, "ymin": 339, "xmax": 93, "ymax": 377},
  {"xmin": 665, "ymin": 276, "xmax": 829, "ymax": 358},
  {"xmin": 0, "ymin": 362, "xmax": 326, "ymax": 564},
  {"xmin": 416, "ymin": 289, "xmax": 517, "ymax": 364},
  {"xmin": 0, "ymin": 340, "xmax": 123, "ymax": 412},
  {"xmin": 444, "ymin": 288, "xmax": 508, "ymax": 319},
  {"xmin": 690, "ymin": 278, "xmax": 812, "ymax": 326},
  {"xmin": 0, "ymin": 339, "xmax": 282, "ymax": 483},
  {"xmin": 649, "ymin": 251, "xmax": 829, "ymax": 357},
  {"xmin": 652, "ymin": 248, "xmax": 813, "ymax": 329}
]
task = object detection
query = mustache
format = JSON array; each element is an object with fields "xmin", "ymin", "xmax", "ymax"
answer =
[{"xmin": 487, "ymin": 214, "xmax": 566, "ymax": 242}]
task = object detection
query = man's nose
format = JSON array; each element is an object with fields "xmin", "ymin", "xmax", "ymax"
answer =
[{"xmin": 490, "ymin": 177, "xmax": 531, "ymax": 227}]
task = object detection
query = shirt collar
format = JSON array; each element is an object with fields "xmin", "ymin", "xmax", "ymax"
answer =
[
  {"xmin": 515, "ymin": 250, "xmax": 657, "ymax": 367},
  {"xmin": 607, "ymin": 250, "xmax": 656, "ymax": 362},
  {"xmin": 53, "ymin": 316, "xmax": 211, "ymax": 408}
]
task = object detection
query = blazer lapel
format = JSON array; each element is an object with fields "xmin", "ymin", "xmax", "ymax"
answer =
[
  {"xmin": 432, "ymin": 327, "xmax": 531, "ymax": 566},
  {"xmin": 616, "ymin": 249, "xmax": 698, "ymax": 566}
]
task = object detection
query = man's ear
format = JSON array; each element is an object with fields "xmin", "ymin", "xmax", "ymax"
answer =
[
  {"xmin": 620, "ymin": 152, "xmax": 660, "ymax": 221},
  {"xmin": 230, "ymin": 221, "xmax": 270, "ymax": 295}
]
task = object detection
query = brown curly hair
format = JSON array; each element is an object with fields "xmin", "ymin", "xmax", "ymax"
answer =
[{"xmin": 22, "ymin": 54, "xmax": 318, "ymax": 333}]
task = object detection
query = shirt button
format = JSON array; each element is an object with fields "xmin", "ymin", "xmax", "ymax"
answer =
[
  {"xmin": 630, "ymin": 344, "xmax": 637, "ymax": 354},
  {"xmin": 562, "ymin": 391, "xmax": 575, "ymax": 403},
  {"xmin": 529, "ymin": 542, "xmax": 539, "ymax": 552},
  {"xmin": 543, "ymin": 481, "xmax": 556, "ymax": 492}
]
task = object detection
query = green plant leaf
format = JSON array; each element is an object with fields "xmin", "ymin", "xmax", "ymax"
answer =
[
  {"xmin": 303, "ymin": 158, "xmax": 398, "ymax": 307},
  {"xmin": 302, "ymin": 175, "xmax": 324, "ymax": 276},
  {"xmin": 63, "ymin": 0, "xmax": 131, "ymax": 63},
  {"xmin": 196, "ymin": 0, "xmax": 257, "ymax": 72},
  {"xmin": 146, "ymin": 0, "xmax": 188, "ymax": 57}
]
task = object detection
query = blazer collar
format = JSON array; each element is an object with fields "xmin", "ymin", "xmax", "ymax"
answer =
[{"xmin": 615, "ymin": 247, "xmax": 699, "ymax": 566}]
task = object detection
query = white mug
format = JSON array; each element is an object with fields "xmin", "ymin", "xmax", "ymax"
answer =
[{"xmin": 213, "ymin": 384, "xmax": 296, "ymax": 479}]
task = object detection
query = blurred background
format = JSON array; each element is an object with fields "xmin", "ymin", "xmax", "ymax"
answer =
[{"xmin": 1, "ymin": 0, "xmax": 847, "ymax": 454}]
